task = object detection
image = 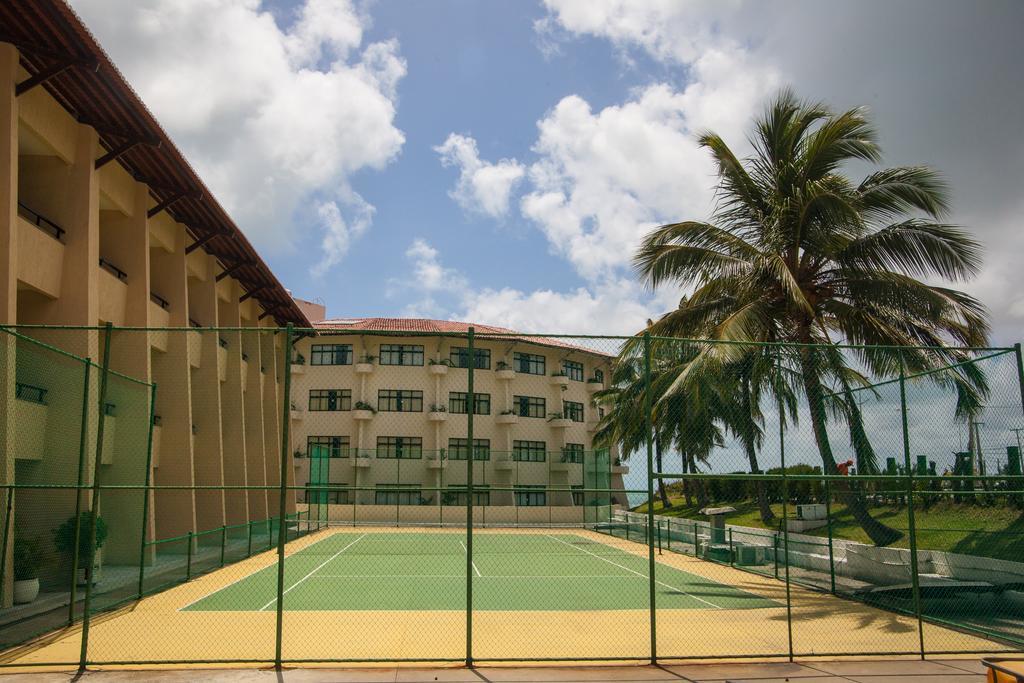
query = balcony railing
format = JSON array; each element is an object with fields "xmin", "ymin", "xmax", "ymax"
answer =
[
  {"xmin": 150, "ymin": 292, "xmax": 170, "ymax": 310},
  {"xmin": 17, "ymin": 202, "xmax": 65, "ymax": 242},
  {"xmin": 99, "ymin": 257, "xmax": 127, "ymax": 282},
  {"xmin": 15, "ymin": 382, "xmax": 47, "ymax": 405}
]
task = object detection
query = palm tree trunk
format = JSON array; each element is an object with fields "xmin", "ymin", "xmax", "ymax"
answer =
[
  {"xmin": 655, "ymin": 441, "xmax": 672, "ymax": 509},
  {"xmin": 799, "ymin": 352, "xmax": 902, "ymax": 546},
  {"xmin": 740, "ymin": 371, "xmax": 774, "ymax": 524}
]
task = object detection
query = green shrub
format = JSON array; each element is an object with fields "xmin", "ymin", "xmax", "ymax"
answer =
[
  {"xmin": 53, "ymin": 512, "xmax": 108, "ymax": 558},
  {"xmin": 13, "ymin": 536, "xmax": 43, "ymax": 580}
]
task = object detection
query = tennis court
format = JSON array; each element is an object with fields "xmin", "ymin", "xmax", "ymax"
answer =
[{"xmin": 184, "ymin": 530, "xmax": 778, "ymax": 612}]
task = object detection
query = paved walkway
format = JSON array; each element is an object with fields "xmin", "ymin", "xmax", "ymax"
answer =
[{"xmin": 0, "ymin": 659, "xmax": 991, "ymax": 682}]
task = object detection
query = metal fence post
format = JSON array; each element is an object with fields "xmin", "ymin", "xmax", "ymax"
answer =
[
  {"xmin": 137, "ymin": 382, "xmax": 157, "ymax": 599},
  {"xmin": 642, "ymin": 330, "xmax": 657, "ymax": 664},
  {"xmin": 275, "ymin": 323, "xmax": 294, "ymax": 668},
  {"xmin": 0, "ymin": 487, "xmax": 12, "ymax": 608},
  {"xmin": 220, "ymin": 525, "xmax": 227, "ymax": 567},
  {"xmin": 69, "ymin": 358, "xmax": 91, "ymax": 624},
  {"xmin": 79, "ymin": 322, "xmax": 113, "ymax": 672},
  {"xmin": 899, "ymin": 353, "xmax": 925, "ymax": 659},
  {"xmin": 824, "ymin": 478, "xmax": 836, "ymax": 595},
  {"xmin": 1015, "ymin": 343, "xmax": 1024, "ymax": 419},
  {"xmin": 465, "ymin": 326, "xmax": 475, "ymax": 667},
  {"xmin": 186, "ymin": 531, "xmax": 194, "ymax": 580},
  {"xmin": 778, "ymin": 347, "xmax": 794, "ymax": 662}
]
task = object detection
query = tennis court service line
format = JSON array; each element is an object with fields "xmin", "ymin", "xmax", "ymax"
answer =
[
  {"xmin": 259, "ymin": 533, "xmax": 366, "ymax": 611},
  {"xmin": 543, "ymin": 533, "xmax": 723, "ymax": 610},
  {"xmin": 460, "ymin": 539, "xmax": 482, "ymax": 577}
]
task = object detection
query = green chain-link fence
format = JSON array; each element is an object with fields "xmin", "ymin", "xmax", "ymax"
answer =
[{"xmin": 0, "ymin": 325, "xmax": 1020, "ymax": 667}]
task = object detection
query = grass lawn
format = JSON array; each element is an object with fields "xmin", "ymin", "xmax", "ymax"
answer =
[{"xmin": 633, "ymin": 496, "xmax": 1024, "ymax": 561}]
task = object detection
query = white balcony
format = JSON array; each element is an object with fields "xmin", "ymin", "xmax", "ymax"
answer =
[
  {"xmin": 496, "ymin": 369, "xmax": 516, "ymax": 381},
  {"xmin": 428, "ymin": 410, "xmax": 448, "ymax": 422},
  {"xmin": 426, "ymin": 454, "xmax": 447, "ymax": 469},
  {"xmin": 429, "ymin": 363, "xmax": 449, "ymax": 375},
  {"xmin": 496, "ymin": 412, "xmax": 519, "ymax": 425},
  {"xmin": 548, "ymin": 418, "xmax": 571, "ymax": 429},
  {"xmin": 586, "ymin": 380, "xmax": 603, "ymax": 393},
  {"xmin": 612, "ymin": 463, "xmax": 630, "ymax": 475},
  {"xmin": 550, "ymin": 374, "xmax": 570, "ymax": 388},
  {"xmin": 355, "ymin": 363, "xmax": 374, "ymax": 375},
  {"xmin": 353, "ymin": 409, "xmax": 375, "ymax": 421},
  {"xmin": 354, "ymin": 454, "xmax": 373, "ymax": 467},
  {"xmin": 290, "ymin": 405, "xmax": 304, "ymax": 421}
]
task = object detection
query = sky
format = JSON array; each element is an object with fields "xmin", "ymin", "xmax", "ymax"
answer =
[{"xmin": 69, "ymin": 0, "xmax": 1024, "ymax": 345}]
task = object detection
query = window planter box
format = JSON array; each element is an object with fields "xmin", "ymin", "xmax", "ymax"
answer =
[
  {"xmin": 496, "ymin": 413, "xmax": 519, "ymax": 425},
  {"xmin": 548, "ymin": 418, "xmax": 571, "ymax": 429},
  {"xmin": 429, "ymin": 364, "xmax": 449, "ymax": 375},
  {"xmin": 355, "ymin": 363, "xmax": 374, "ymax": 374},
  {"xmin": 586, "ymin": 380, "xmax": 603, "ymax": 392},
  {"xmin": 353, "ymin": 409, "xmax": 375, "ymax": 421},
  {"xmin": 428, "ymin": 411, "xmax": 448, "ymax": 422},
  {"xmin": 496, "ymin": 369, "xmax": 516, "ymax": 381},
  {"xmin": 549, "ymin": 374, "xmax": 570, "ymax": 388}
]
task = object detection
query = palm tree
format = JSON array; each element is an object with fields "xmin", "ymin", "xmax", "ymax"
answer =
[{"xmin": 634, "ymin": 90, "xmax": 989, "ymax": 546}]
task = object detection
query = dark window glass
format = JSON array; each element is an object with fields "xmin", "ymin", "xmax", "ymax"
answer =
[
  {"xmin": 513, "ymin": 395, "xmax": 545, "ymax": 418},
  {"xmin": 515, "ymin": 485, "xmax": 546, "ymax": 506},
  {"xmin": 571, "ymin": 485, "xmax": 583, "ymax": 506},
  {"xmin": 308, "ymin": 389, "xmax": 351, "ymax": 411},
  {"xmin": 443, "ymin": 485, "xmax": 490, "ymax": 506},
  {"xmin": 310, "ymin": 344, "xmax": 352, "ymax": 365},
  {"xmin": 378, "ymin": 389, "xmax": 423, "ymax": 412},
  {"xmin": 375, "ymin": 484, "xmax": 422, "ymax": 505},
  {"xmin": 513, "ymin": 440, "xmax": 546, "ymax": 462},
  {"xmin": 513, "ymin": 352, "xmax": 545, "ymax": 375},
  {"xmin": 307, "ymin": 436, "xmax": 350, "ymax": 458},
  {"xmin": 563, "ymin": 400, "xmax": 584, "ymax": 422},
  {"xmin": 562, "ymin": 360, "xmax": 583, "ymax": 381},
  {"xmin": 561, "ymin": 443, "xmax": 584, "ymax": 463},
  {"xmin": 449, "ymin": 391, "xmax": 491, "ymax": 415},
  {"xmin": 376, "ymin": 436, "xmax": 423, "ymax": 459},
  {"xmin": 379, "ymin": 344, "xmax": 424, "ymax": 366},
  {"xmin": 448, "ymin": 438, "xmax": 490, "ymax": 461},
  {"xmin": 450, "ymin": 347, "xmax": 490, "ymax": 369},
  {"xmin": 591, "ymin": 369, "xmax": 604, "ymax": 383}
]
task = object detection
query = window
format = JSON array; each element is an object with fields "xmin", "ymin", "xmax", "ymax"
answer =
[
  {"xmin": 515, "ymin": 485, "xmax": 546, "ymax": 506},
  {"xmin": 513, "ymin": 395, "xmax": 546, "ymax": 418},
  {"xmin": 449, "ymin": 391, "xmax": 491, "ymax": 415},
  {"xmin": 513, "ymin": 440, "xmax": 546, "ymax": 462},
  {"xmin": 450, "ymin": 346, "xmax": 490, "ymax": 369},
  {"xmin": 443, "ymin": 485, "xmax": 490, "ymax": 506},
  {"xmin": 591, "ymin": 369, "xmax": 604, "ymax": 383},
  {"xmin": 571, "ymin": 485, "xmax": 584, "ymax": 506},
  {"xmin": 379, "ymin": 344, "xmax": 424, "ymax": 366},
  {"xmin": 376, "ymin": 436, "xmax": 423, "ymax": 459},
  {"xmin": 310, "ymin": 344, "xmax": 352, "ymax": 365},
  {"xmin": 513, "ymin": 351, "xmax": 545, "ymax": 375},
  {"xmin": 562, "ymin": 360, "xmax": 583, "ymax": 382},
  {"xmin": 375, "ymin": 484, "xmax": 422, "ymax": 505},
  {"xmin": 304, "ymin": 486, "xmax": 348, "ymax": 505},
  {"xmin": 448, "ymin": 438, "xmax": 491, "ymax": 461},
  {"xmin": 309, "ymin": 389, "xmax": 351, "ymax": 411},
  {"xmin": 563, "ymin": 400, "xmax": 584, "ymax": 422},
  {"xmin": 307, "ymin": 436, "xmax": 350, "ymax": 458},
  {"xmin": 561, "ymin": 443, "xmax": 584, "ymax": 463},
  {"xmin": 378, "ymin": 389, "xmax": 423, "ymax": 412}
]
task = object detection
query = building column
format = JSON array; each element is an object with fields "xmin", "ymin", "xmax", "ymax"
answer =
[
  {"xmin": 189, "ymin": 253, "xmax": 226, "ymax": 537},
  {"xmin": 218, "ymin": 280, "xmax": 249, "ymax": 530},
  {"xmin": 240, "ymin": 307, "xmax": 267, "ymax": 521}
]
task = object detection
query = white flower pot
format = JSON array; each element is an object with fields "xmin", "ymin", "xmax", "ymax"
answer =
[{"xmin": 13, "ymin": 578, "xmax": 39, "ymax": 604}]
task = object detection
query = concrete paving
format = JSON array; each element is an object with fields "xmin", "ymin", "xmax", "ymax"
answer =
[{"xmin": 0, "ymin": 659, "xmax": 992, "ymax": 683}]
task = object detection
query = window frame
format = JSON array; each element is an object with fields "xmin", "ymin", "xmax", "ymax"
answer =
[
  {"xmin": 563, "ymin": 400, "xmax": 584, "ymax": 422},
  {"xmin": 512, "ymin": 440, "xmax": 546, "ymax": 462},
  {"xmin": 375, "ymin": 436, "xmax": 423, "ymax": 459},
  {"xmin": 309, "ymin": 343, "xmax": 353, "ymax": 366},
  {"xmin": 375, "ymin": 484, "xmax": 422, "ymax": 505},
  {"xmin": 449, "ymin": 346, "xmax": 491, "ymax": 369},
  {"xmin": 561, "ymin": 443, "xmax": 585, "ymax": 463},
  {"xmin": 562, "ymin": 360, "xmax": 584, "ymax": 382},
  {"xmin": 308, "ymin": 389, "xmax": 351, "ymax": 412},
  {"xmin": 307, "ymin": 435, "xmax": 351, "ymax": 459},
  {"xmin": 513, "ymin": 351, "xmax": 545, "ymax": 375},
  {"xmin": 447, "ymin": 438, "xmax": 491, "ymax": 461},
  {"xmin": 515, "ymin": 484, "xmax": 547, "ymax": 507},
  {"xmin": 379, "ymin": 344, "xmax": 425, "ymax": 366},
  {"xmin": 377, "ymin": 389, "xmax": 424, "ymax": 413},
  {"xmin": 449, "ymin": 391, "xmax": 491, "ymax": 415},
  {"xmin": 443, "ymin": 485, "xmax": 491, "ymax": 506},
  {"xmin": 513, "ymin": 395, "xmax": 546, "ymax": 418}
]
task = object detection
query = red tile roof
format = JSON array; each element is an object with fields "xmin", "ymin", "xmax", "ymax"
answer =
[{"xmin": 313, "ymin": 318, "xmax": 614, "ymax": 357}]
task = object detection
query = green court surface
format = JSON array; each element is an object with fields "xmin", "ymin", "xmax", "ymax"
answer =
[{"xmin": 183, "ymin": 531, "xmax": 778, "ymax": 612}]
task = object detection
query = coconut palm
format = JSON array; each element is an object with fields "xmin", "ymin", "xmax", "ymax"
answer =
[{"xmin": 634, "ymin": 89, "xmax": 989, "ymax": 545}]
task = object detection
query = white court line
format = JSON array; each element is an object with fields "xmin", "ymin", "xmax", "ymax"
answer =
[
  {"xmin": 177, "ymin": 530, "xmax": 337, "ymax": 612},
  {"xmin": 258, "ymin": 533, "xmax": 366, "ymax": 611},
  {"xmin": 460, "ymin": 539, "xmax": 482, "ymax": 577},
  {"xmin": 544, "ymin": 533, "xmax": 722, "ymax": 609},
  {"xmin": 312, "ymin": 574, "xmax": 637, "ymax": 579}
]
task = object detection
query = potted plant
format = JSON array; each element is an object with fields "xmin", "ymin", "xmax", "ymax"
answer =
[
  {"xmin": 13, "ymin": 536, "xmax": 43, "ymax": 604},
  {"xmin": 354, "ymin": 401, "xmax": 377, "ymax": 413},
  {"xmin": 53, "ymin": 512, "xmax": 108, "ymax": 585},
  {"xmin": 496, "ymin": 360, "xmax": 510, "ymax": 370}
]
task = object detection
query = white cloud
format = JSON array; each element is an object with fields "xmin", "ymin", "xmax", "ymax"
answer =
[
  {"xmin": 70, "ymin": 0, "xmax": 406, "ymax": 273},
  {"xmin": 435, "ymin": 133, "xmax": 525, "ymax": 218}
]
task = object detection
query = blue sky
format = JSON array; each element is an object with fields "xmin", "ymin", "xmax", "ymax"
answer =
[{"xmin": 72, "ymin": 0, "xmax": 1024, "ymax": 342}]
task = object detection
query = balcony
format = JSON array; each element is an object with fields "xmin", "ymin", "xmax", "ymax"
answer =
[
  {"xmin": 353, "ymin": 407, "xmax": 375, "ymax": 421},
  {"xmin": 16, "ymin": 207, "xmax": 64, "ymax": 298},
  {"xmin": 551, "ymin": 456, "xmax": 582, "ymax": 472},
  {"xmin": 355, "ymin": 357, "xmax": 375, "ymax": 374},
  {"xmin": 549, "ymin": 373, "xmax": 570, "ymax": 388},
  {"xmin": 586, "ymin": 379, "xmax": 604, "ymax": 393},
  {"xmin": 291, "ymin": 354, "xmax": 306, "ymax": 374},
  {"xmin": 98, "ymin": 258, "xmax": 128, "ymax": 325},
  {"xmin": 353, "ymin": 453, "xmax": 373, "ymax": 468},
  {"xmin": 492, "ymin": 454, "xmax": 516, "ymax": 471},
  {"xmin": 611, "ymin": 462, "xmax": 630, "ymax": 475},
  {"xmin": 290, "ymin": 404, "xmax": 304, "ymax": 421},
  {"xmin": 428, "ymin": 408, "xmax": 448, "ymax": 422},
  {"xmin": 426, "ymin": 452, "xmax": 447, "ymax": 469},
  {"xmin": 496, "ymin": 412, "xmax": 519, "ymax": 425},
  {"xmin": 495, "ymin": 367, "xmax": 516, "ymax": 381},
  {"xmin": 428, "ymin": 362, "xmax": 449, "ymax": 376},
  {"xmin": 547, "ymin": 415, "xmax": 571, "ymax": 429}
]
